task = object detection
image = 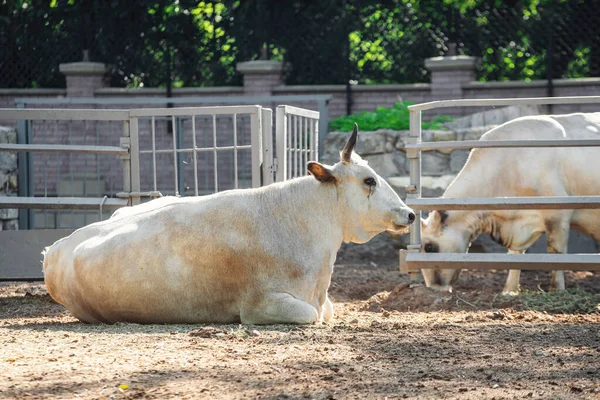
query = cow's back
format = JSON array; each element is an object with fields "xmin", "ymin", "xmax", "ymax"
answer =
[{"xmin": 42, "ymin": 182, "xmax": 335, "ymax": 324}]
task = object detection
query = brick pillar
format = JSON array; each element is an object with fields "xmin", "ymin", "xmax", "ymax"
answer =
[
  {"xmin": 236, "ymin": 60, "xmax": 284, "ymax": 97},
  {"xmin": 425, "ymin": 55, "xmax": 477, "ymax": 100},
  {"xmin": 59, "ymin": 62, "xmax": 108, "ymax": 97}
]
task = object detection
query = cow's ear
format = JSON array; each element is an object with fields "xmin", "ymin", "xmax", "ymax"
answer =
[
  {"xmin": 307, "ymin": 161, "xmax": 336, "ymax": 183},
  {"xmin": 431, "ymin": 210, "xmax": 448, "ymax": 225}
]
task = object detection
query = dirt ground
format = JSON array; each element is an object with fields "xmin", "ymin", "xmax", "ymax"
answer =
[{"xmin": 1, "ymin": 243, "xmax": 599, "ymax": 400}]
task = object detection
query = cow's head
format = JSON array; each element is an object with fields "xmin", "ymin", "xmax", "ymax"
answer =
[
  {"xmin": 419, "ymin": 210, "xmax": 474, "ymax": 291},
  {"xmin": 307, "ymin": 123, "xmax": 415, "ymax": 244}
]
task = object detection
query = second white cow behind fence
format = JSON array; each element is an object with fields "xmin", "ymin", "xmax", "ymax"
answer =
[
  {"xmin": 42, "ymin": 124, "xmax": 415, "ymax": 324},
  {"xmin": 419, "ymin": 112, "xmax": 600, "ymax": 293}
]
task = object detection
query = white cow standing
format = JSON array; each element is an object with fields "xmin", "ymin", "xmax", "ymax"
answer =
[
  {"xmin": 43, "ymin": 124, "xmax": 415, "ymax": 324},
  {"xmin": 420, "ymin": 112, "xmax": 600, "ymax": 294}
]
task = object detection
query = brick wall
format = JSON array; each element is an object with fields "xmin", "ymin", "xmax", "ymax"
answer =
[{"xmin": 2, "ymin": 57, "xmax": 600, "ymax": 226}]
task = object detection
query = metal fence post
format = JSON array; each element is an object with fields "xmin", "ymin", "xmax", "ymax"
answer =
[
  {"xmin": 128, "ymin": 116, "xmax": 141, "ymax": 205},
  {"xmin": 120, "ymin": 120, "xmax": 132, "ymax": 206},
  {"xmin": 176, "ymin": 117, "xmax": 186, "ymax": 195},
  {"xmin": 403, "ymin": 108, "xmax": 423, "ymax": 280},
  {"xmin": 317, "ymin": 99, "xmax": 329, "ymax": 158},
  {"xmin": 261, "ymin": 108, "xmax": 274, "ymax": 186},
  {"xmin": 16, "ymin": 103, "xmax": 32, "ymax": 229},
  {"xmin": 250, "ymin": 107, "xmax": 263, "ymax": 188},
  {"xmin": 275, "ymin": 106, "xmax": 287, "ymax": 182}
]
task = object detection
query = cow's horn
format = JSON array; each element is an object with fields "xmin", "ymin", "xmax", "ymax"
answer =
[{"xmin": 342, "ymin": 123, "xmax": 358, "ymax": 162}]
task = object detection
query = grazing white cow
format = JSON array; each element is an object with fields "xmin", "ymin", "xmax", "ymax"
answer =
[
  {"xmin": 420, "ymin": 112, "xmax": 600, "ymax": 294},
  {"xmin": 43, "ymin": 124, "xmax": 415, "ymax": 324}
]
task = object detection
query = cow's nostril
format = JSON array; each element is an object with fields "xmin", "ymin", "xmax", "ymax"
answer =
[{"xmin": 408, "ymin": 212, "xmax": 416, "ymax": 223}]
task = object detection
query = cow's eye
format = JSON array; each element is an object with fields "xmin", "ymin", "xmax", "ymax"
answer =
[
  {"xmin": 424, "ymin": 243, "xmax": 434, "ymax": 253},
  {"xmin": 364, "ymin": 177, "xmax": 376, "ymax": 187}
]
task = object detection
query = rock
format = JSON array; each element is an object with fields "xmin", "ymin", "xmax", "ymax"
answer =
[
  {"xmin": 8, "ymin": 175, "xmax": 17, "ymax": 190},
  {"xmin": 363, "ymin": 151, "xmax": 407, "ymax": 179},
  {"xmin": 0, "ymin": 209, "xmax": 18, "ymax": 220},
  {"xmin": 355, "ymin": 130, "xmax": 399, "ymax": 155},
  {"xmin": 450, "ymin": 149, "xmax": 470, "ymax": 173},
  {"xmin": 443, "ymin": 105, "xmax": 541, "ymax": 130},
  {"xmin": 422, "ymin": 151, "xmax": 450, "ymax": 176},
  {"xmin": 0, "ymin": 153, "xmax": 17, "ymax": 173},
  {"xmin": 0, "ymin": 127, "xmax": 17, "ymax": 144},
  {"xmin": 3, "ymin": 220, "xmax": 18, "ymax": 230},
  {"xmin": 433, "ymin": 130, "xmax": 456, "ymax": 142},
  {"xmin": 0, "ymin": 171, "xmax": 9, "ymax": 188},
  {"xmin": 455, "ymin": 125, "xmax": 497, "ymax": 141}
]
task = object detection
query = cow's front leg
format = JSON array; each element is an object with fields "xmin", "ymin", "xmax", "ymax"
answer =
[
  {"xmin": 546, "ymin": 217, "xmax": 570, "ymax": 292},
  {"xmin": 503, "ymin": 250, "xmax": 525, "ymax": 295},
  {"xmin": 240, "ymin": 292, "xmax": 319, "ymax": 325},
  {"xmin": 322, "ymin": 293, "xmax": 334, "ymax": 323}
]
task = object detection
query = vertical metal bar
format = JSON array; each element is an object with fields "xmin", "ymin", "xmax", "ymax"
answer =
[
  {"xmin": 55, "ymin": 120, "xmax": 61, "ymax": 227},
  {"xmin": 151, "ymin": 116, "xmax": 157, "ymax": 192},
  {"xmin": 317, "ymin": 99, "xmax": 328, "ymax": 158},
  {"xmin": 69, "ymin": 120, "xmax": 74, "ymax": 226},
  {"xmin": 121, "ymin": 120, "xmax": 131, "ymax": 204},
  {"xmin": 307, "ymin": 118, "xmax": 313, "ymax": 163},
  {"xmin": 287, "ymin": 114, "xmax": 292, "ymax": 179},
  {"xmin": 233, "ymin": 114, "xmax": 239, "ymax": 189},
  {"xmin": 16, "ymin": 104, "xmax": 31, "ymax": 229},
  {"xmin": 177, "ymin": 117, "xmax": 185, "ymax": 196},
  {"xmin": 95, "ymin": 120, "xmax": 100, "ymax": 198},
  {"xmin": 249, "ymin": 108, "xmax": 263, "ymax": 188},
  {"xmin": 406, "ymin": 109, "xmax": 423, "ymax": 280},
  {"xmin": 275, "ymin": 106, "xmax": 287, "ymax": 182},
  {"xmin": 293, "ymin": 115, "xmax": 299, "ymax": 178},
  {"xmin": 83, "ymin": 120, "xmax": 88, "ymax": 226},
  {"xmin": 26, "ymin": 120, "xmax": 34, "ymax": 227},
  {"xmin": 212, "ymin": 114, "xmax": 218, "ymax": 192},
  {"xmin": 129, "ymin": 116, "xmax": 141, "ymax": 205},
  {"xmin": 261, "ymin": 108, "xmax": 273, "ymax": 186},
  {"xmin": 42, "ymin": 120, "xmax": 48, "ymax": 226},
  {"xmin": 313, "ymin": 118, "xmax": 319, "ymax": 162},
  {"xmin": 308, "ymin": 118, "xmax": 313, "ymax": 162},
  {"xmin": 191, "ymin": 115, "xmax": 199, "ymax": 196},
  {"xmin": 302, "ymin": 117, "xmax": 307, "ymax": 174},
  {"xmin": 171, "ymin": 116, "xmax": 179, "ymax": 196}
]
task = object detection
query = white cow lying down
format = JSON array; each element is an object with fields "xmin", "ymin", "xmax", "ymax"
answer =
[
  {"xmin": 420, "ymin": 112, "xmax": 600, "ymax": 294},
  {"xmin": 43, "ymin": 124, "xmax": 415, "ymax": 324}
]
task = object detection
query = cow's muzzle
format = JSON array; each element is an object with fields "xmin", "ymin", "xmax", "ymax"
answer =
[{"xmin": 390, "ymin": 208, "xmax": 416, "ymax": 231}]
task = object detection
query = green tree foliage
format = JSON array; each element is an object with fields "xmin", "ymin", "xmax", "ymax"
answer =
[
  {"xmin": 329, "ymin": 101, "xmax": 453, "ymax": 132},
  {"xmin": 1, "ymin": 0, "xmax": 597, "ymax": 88}
]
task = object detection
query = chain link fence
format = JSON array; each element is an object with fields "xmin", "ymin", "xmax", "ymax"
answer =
[{"xmin": 1, "ymin": 0, "xmax": 599, "ymax": 90}]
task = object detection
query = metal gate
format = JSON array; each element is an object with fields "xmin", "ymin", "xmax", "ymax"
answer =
[
  {"xmin": 400, "ymin": 95, "xmax": 600, "ymax": 276},
  {"xmin": 0, "ymin": 104, "xmax": 320, "ymax": 280}
]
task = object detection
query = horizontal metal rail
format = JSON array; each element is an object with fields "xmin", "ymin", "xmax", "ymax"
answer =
[
  {"xmin": 408, "ymin": 95, "xmax": 600, "ymax": 111},
  {"xmin": 15, "ymin": 95, "xmax": 333, "ymax": 106},
  {"xmin": 129, "ymin": 105, "xmax": 262, "ymax": 117},
  {"xmin": 278, "ymin": 105, "xmax": 320, "ymax": 119},
  {"xmin": 0, "ymin": 143, "xmax": 128, "ymax": 155},
  {"xmin": 0, "ymin": 108, "xmax": 130, "ymax": 121},
  {"xmin": 139, "ymin": 145, "xmax": 252, "ymax": 155},
  {"xmin": 0, "ymin": 197, "xmax": 128, "ymax": 210},
  {"xmin": 406, "ymin": 196, "xmax": 600, "ymax": 210},
  {"xmin": 400, "ymin": 251, "xmax": 600, "ymax": 272},
  {"xmin": 406, "ymin": 139, "xmax": 600, "ymax": 151}
]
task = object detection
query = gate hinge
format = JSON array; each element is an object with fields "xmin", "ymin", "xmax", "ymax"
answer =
[
  {"xmin": 119, "ymin": 137, "xmax": 131, "ymax": 160},
  {"xmin": 271, "ymin": 157, "xmax": 278, "ymax": 173}
]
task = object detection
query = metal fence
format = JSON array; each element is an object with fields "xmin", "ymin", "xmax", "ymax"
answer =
[
  {"xmin": 399, "ymin": 95, "xmax": 600, "ymax": 275},
  {"xmin": 0, "ymin": 103, "xmax": 320, "ymax": 279},
  {"xmin": 275, "ymin": 106, "xmax": 320, "ymax": 182}
]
